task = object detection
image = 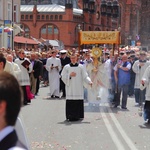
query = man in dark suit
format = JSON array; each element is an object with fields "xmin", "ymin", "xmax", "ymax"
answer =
[
  {"xmin": 30, "ymin": 52, "xmax": 42, "ymax": 95},
  {"xmin": 35, "ymin": 52, "xmax": 43, "ymax": 95},
  {"xmin": 0, "ymin": 71, "xmax": 27, "ymax": 149},
  {"xmin": 60, "ymin": 50, "xmax": 71, "ymax": 98}
]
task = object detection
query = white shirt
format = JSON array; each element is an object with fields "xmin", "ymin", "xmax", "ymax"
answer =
[
  {"xmin": 0, "ymin": 126, "xmax": 27, "ymax": 150},
  {"xmin": 9, "ymin": 147, "xmax": 26, "ymax": 150},
  {"xmin": 0, "ymin": 126, "xmax": 14, "ymax": 142},
  {"xmin": 114, "ymin": 62, "xmax": 131, "ymax": 71}
]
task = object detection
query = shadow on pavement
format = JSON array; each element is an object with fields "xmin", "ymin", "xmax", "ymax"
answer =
[
  {"xmin": 84, "ymin": 105, "xmax": 101, "ymax": 113},
  {"xmin": 139, "ymin": 123, "xmax": 150, "ymax": 129},
  {"xmin": 57, "ymin": 120, "xmax": 91, "ymax": 126}
]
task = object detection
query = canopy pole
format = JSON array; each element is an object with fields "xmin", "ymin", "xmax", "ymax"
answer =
[{"xmin": 112, "ymin": 43, "xmax": 115, "ymax": 56}]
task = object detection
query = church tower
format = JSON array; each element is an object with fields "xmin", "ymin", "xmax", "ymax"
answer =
[{"xmin": 65, "ymin": 0, "xmax": 73, "ymax": 9}]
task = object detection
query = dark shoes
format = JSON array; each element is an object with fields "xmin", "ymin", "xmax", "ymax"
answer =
[
  {"xmin": 55, "ymin": 96, "xmax": 60, "ymax": 99},
  {"xmin": 112, "ymin": 104, "xmax": 127, "ymax": 110},
  {"xmin": 121, "ymin": 107, "xmax": 127, "ymax": 110},
  {"xmin": 51, "ymin": 95, "xmax": 55, "ymax": 98},
  {"xmin": 51, "ymin": 95, "xmax": 60, "ymax": 98},
  {"xmin": 113, "ymin": 104, "xmax": 119, "ymax": 108},
  {"xmin": 67, "ymin": 118, "xmax": 80, "ymax": 121}
]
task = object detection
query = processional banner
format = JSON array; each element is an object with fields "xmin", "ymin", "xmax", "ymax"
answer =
[{"xmin": 79, "ymin": 31, "xmax": 120, "ymax": 45}]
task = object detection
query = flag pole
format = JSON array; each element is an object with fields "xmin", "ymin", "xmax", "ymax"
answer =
[{"xmin": 12, "ymin": 0, "xmax": 14, "ymax": 50}]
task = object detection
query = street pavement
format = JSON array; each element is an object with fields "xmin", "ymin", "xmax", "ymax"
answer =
[{"xmin": 20, "ymin": 86, "xmax": 150, "ymax": 150}]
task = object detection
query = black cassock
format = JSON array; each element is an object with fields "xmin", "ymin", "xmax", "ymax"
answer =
[{"xmin": 66, "ymin": 100, "xmax": 84, "ymax": 121}]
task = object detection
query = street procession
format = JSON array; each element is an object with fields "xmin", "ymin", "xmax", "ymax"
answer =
[{"xmin": 0, "ymin": 0, "xmax": 150, "ymax": 150}]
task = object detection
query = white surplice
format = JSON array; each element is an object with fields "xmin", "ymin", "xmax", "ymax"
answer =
[{"xmin": 61, "ymin": 64, "xmax": 92, "ymax": 100}]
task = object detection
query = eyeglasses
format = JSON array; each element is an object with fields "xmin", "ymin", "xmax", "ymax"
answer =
[{"xmin": 21, "ymin": 53, "xmax": 25, "ymax": 54}]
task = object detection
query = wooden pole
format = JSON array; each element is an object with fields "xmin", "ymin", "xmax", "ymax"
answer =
[{"xmin": 112, "ymin": 43, "xmax": 115, "ymax": 56}]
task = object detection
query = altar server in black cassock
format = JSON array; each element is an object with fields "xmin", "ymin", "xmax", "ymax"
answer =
[{"xmin": 61, "ymin": 54, "xmax": 92, "ymax": 121}]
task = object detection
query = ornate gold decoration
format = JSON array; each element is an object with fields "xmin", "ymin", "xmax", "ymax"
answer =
[
  {"xmin": 80, "ymin": 31, "xmax": 120, "ymax": 45},
  {"xmin": 91, "ymin": 47, "xmax": 102, "ymax": 68},
  {"xmin": 92, "ymin": 47, "xmax": 102, "ymax": 58}
]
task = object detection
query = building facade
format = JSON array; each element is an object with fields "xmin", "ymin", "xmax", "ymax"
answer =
[
  {"xmin": 140, "ymin": 0, "xmax": 150, "ymax": 50},
  {"xmin": 0, "ymin": 0, "xmax": 21, "ymax": 49},
  {"xmin": 20, "ymin": 0, "xmax": 142, "ymax": 49}
]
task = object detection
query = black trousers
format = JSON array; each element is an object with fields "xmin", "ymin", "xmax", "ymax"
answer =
[
  {"xmin": 60, "ymin": 79, "xmax": 66, "ymax": 97},
  {"xmin": 36, "ymin": 77, "xmax": 40, "ymax": 94},
  {"xmin": 22, "ymin": 86, "xmax": 30, "ymax": 104}
]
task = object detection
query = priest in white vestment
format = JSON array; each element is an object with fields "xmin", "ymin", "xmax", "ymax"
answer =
[{"xmin": 86, "ymin": 59, "xmax": 110, "ymax": 105}]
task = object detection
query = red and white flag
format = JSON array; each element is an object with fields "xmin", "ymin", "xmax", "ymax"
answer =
[{"xmin": 4, "ymin": 27, "xmax": 13, "ymax": 32}]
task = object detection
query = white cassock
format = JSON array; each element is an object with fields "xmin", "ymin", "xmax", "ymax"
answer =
[{"xmin": 46, "ymin": 57, "xmax": 61, "ymax": 97}]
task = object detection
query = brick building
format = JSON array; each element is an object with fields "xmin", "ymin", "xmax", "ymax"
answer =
[
  {"xmin": 20, "ymin": 0, "xmax": 142, "ymax": 49},
  {"xmin": 140, "ymin": 0, "xmax": 150, "ymax": 50}
]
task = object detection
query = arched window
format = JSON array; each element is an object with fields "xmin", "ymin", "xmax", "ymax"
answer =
[
  {"xmin": 30, "ymin": 15, "xmax": 33, "ymax": 20},
  {"xmin": 21, "ymin": 15, "xmax": 24, "ymax": 20},
  {"xmin": 54, "ymin": 27, "xmax": 58, "ymax": 34},
  {"xmin": 37, "ymin": 15, "xmax": 40, "ymax": 20},
  {"xmin": 46, "ymin": 15, "xmax": 49, "ymax": 20},
  {"xmin": 40, "ymin": 24, "xmax": 59, "ymax": 40},
  {"xmin": 42, "ymin": 15, "xmax": 45, "ymax": 20},
  {"xmin": 50, "ymin": 15, "xmax": 53, "ymax": 20},
  {"xmin": 41, "ymin": 26, "xmax": 46, "ymax": 34},
  {"xmin": 25, "ymin": 15, "xmax": 28, "ymax": 20},
  {"xmin": 55, "ymin": 15, "xmax": 58, "ymax": 20},
  {"xmin": 59, "ymin": 15, "xmax": 62, "ymax": 20},
  {"xmin": 48, "ymin": 25, "xmax": 53, "ymax": 34}
]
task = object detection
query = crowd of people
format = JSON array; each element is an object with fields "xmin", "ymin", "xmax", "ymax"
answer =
[{"xmin": 0, "ymin": 46, "xmax": 150, "ymax": 123}]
